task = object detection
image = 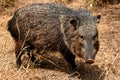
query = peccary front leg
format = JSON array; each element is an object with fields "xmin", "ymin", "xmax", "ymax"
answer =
[{"xmin": 61, "ymin": 49, "xmax": 76, "ymax": 73}]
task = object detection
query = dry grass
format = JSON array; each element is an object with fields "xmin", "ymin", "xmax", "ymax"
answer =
[
  {"xmin": 0, "ymin": 0, "xmax": 15, "ymax": 7},
  {"xmin": 0, "ymin": 0, "xmax": 120, "ymax": 80}
]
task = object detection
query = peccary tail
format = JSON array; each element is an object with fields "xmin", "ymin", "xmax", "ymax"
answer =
[{"xmin": 8, "ymin": 13, "xmax": 19, "ymax": 40}]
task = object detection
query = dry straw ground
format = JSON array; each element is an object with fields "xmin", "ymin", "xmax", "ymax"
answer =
[{"xmin": 0, "ymin": 0, "xmax": 120, "ymax": 80}]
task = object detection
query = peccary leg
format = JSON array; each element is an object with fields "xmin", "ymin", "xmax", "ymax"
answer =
[
  {"xmin": 15, "ymin": 40, "xmax": 23, "ymax": 67},
  {"xmin": 15, "ymin": 46, "xmax": 28, "ymax": 68},
  {"xmin": 61, "ymin": 49, "xmax": 76, "ymax": 73},
  {"xmin": 15, "ymin": 49, "xmax": 24, "ymax": 68},
  {"xmin": 27, "ymin": 49, "xmax": 35, "ymax": 62},
  {"xmin": 15, "ymin": 41, "xmax": 35, "ymax": 68}
]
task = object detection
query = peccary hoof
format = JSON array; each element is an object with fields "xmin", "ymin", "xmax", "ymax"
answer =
[
  {"xmin": 68, "ymin": 64, "xmax": 77, "ymax": 74},
  {"xmin": 16, "ymin": 60, "xmax": 21, "ymax": 68}
]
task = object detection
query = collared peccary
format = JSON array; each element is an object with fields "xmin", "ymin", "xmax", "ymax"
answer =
[{"xmin": 8, "ymin": 3, "xmax": 101, "ymax": 72}]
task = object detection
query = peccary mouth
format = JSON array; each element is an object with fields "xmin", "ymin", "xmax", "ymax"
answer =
[{"xmin": 85, "ymin": 59, "xmax": 94, "ymax": 64}]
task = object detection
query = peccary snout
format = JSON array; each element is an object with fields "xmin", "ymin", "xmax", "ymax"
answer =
[{"xmin": 84, "ymin": 35, "xmax": 98, "ymax": 64}]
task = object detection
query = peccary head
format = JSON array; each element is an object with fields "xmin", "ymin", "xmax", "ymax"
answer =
[{"xmin": 60, "ymin": 9, "xmax": 101, "ymax": 64}]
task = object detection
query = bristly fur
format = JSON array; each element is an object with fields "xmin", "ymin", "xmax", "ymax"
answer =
[{"xmin": 8, "ymin": 3, "xmax": 100, "ymax": 72}]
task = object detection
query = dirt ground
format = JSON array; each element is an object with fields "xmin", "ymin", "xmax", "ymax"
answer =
[{"xmin": 0, "ymin": 0, "xmax": 120, "ymax": 80}]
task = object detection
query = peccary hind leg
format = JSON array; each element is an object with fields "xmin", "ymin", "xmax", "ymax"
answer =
[
  {"xmin": 15, "ymin": 41, "xmax": 35, "ymax": 68},
  {"xmin": 15, "ymin": 49, "xmax": 24, "ymax": 68}
]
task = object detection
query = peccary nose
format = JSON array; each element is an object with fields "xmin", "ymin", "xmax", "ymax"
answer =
[{"xmin": 85, "ymin": 59, "xmax": 94, "ymax": 64}]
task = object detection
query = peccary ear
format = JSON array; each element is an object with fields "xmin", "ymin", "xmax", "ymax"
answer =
[
  {"xmin": 95, "ymin": 14, "xmax": 101, "ymax": 23},
  {"xmin": 70, "ymin": 19, "xmax": 77, "ymax": 29}
]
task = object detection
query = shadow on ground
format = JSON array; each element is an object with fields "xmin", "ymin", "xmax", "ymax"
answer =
[
  {"xmin": 77, "ymin": 63, "xmax": 105, "ymax": 80},
  {"xmin": 31, "ymin": 55, "xmax": 106, "ymax": 80}
]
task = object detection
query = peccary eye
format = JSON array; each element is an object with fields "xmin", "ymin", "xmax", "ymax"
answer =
[
  {"xmin": 79, "ymin": 35, "xmax": 84, "ymax": 39},
  {"xmin": 70, "ymin": 19, "xmax": 77, "ymax": 29},
  {"xmin": 93, "ymin": 34, "xmax": 97, "ymax": 39},
  {"xmin": 80, "ymin": 43, "xmax": 84, "ymax": 47}
]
